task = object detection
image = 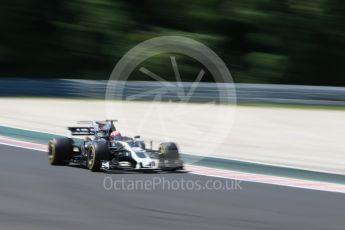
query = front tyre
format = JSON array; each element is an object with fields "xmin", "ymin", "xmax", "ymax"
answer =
[
  {"xmin": 48, "ymin": 138, "xmax": 73, "ymax": 165},
  {"xmin": 87, "ymin": 142, "xmax": 109, "ymax": 172},
  {"xmin": 159, "ymin": 142, "xmax": 179, "ymax": 158},
  {"xmin": 158, "ymin": 142, "xmax": 183, "ymax": 171}
]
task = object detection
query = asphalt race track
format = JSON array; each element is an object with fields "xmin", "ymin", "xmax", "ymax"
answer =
[{"xmin": 0, "ymin": 144, "xmax": 344, "ymax": 230}]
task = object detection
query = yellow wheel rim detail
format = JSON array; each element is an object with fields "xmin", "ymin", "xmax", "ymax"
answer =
[
  {"xmin": 88, "ymin": 146, "xmax": 96, "ymax": 168},
  {"xmin": 48, "ymin": 141, "xmax": 55, "ymax": 164}
]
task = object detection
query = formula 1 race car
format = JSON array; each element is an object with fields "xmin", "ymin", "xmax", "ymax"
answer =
[{"xmin": 48, "ymin": 120, "xmax": 184, "ymax": 172}]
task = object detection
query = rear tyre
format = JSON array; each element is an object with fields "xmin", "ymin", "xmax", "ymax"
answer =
[
  {"xmin": 87, "ymin": 142, "xmax": 109, "ymax": 172},
  {"xmin": 48, "ymin": 138, "xmax": 74, "ymax": 165}
]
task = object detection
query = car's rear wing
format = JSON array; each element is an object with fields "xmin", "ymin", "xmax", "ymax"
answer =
[
  {"xmin": 77, "ymin": 120, "xmax": 118, "ymax": 125},
  {"xmin": 68, "ymin": 127, "xmax": 95, "ymax": 136}
]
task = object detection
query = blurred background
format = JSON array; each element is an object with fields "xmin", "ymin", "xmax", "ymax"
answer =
[
  {"xmin": 0, "ymin": 0, "xmax": 344, "ymax": 85},
  {"xmin": 0, "ymin": 0, "xmax": 345, "ymax": 175}
]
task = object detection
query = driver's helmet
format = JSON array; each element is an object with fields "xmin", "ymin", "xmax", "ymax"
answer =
[{"xmin": 110, "ymin": 130, "xmax": 122, "ymax": 141}]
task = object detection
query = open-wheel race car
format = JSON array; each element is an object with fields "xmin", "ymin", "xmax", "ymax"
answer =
[{"xmin": 48, "ymin": 120, "xmax": 184, "ymax": 172}]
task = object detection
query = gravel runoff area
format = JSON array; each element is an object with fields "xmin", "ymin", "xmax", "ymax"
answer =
[{"xmin": 0, "ymin": 98, "xmax": 344, "ymax": 175}]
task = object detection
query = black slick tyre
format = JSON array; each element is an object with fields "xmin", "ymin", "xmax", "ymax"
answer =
[
  {"xmin": 87, "ymin": 142, "xmax": 109, "ymax": 172},
  {"xmin": 48, "ymin": 138, "xmax": 73, "ymax": 165}
]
